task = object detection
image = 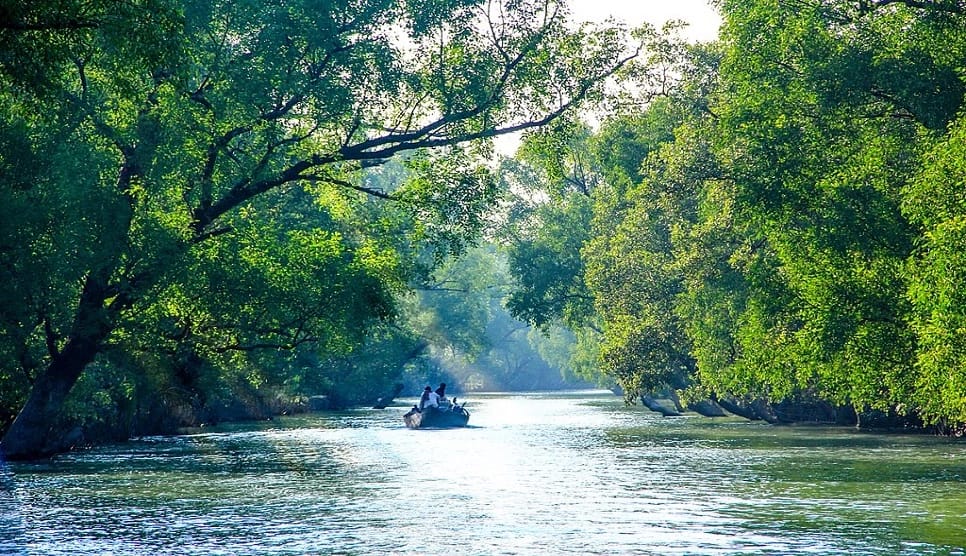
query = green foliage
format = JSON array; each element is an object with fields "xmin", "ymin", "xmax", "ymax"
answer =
[
  {"xmin": 707, "ymin": 0, "xmax": 943, "ymax": 414},
  {"xmin": 398, "ymin": 244, "xmax": 586, "ymax": 392},
  {"xmin": 396, "ymin": 149, "xmax": 500, "ymax": 264},
  {"xmin": 1, "ymin": 0, "xmax": 639, "ymax": 453},
  {"xmin": 589, "ymin": 99, "xmax": 679, "ymax": 193},
  {"xmin": 504, "ymin": 194, "xmax": 595, "ymax": 329},
  {"xmin": 582, "ymin": 93, "xmax": 711, "ymax": 398},
  {"xmin": 905, "ymin": 114, "xmax": 966, "ymax": 424},
  {"xmin": 496, "ymin": 121, "xmax": 613, "ymax": 387},
  {"xmin": 409, "ymin": 245, "xmax": 500, "ymax": 357},
  {"xmin": 495, "ymin": 0, "xmax": 966, "ymax": 429},
  {"xmin": 297, "ymin": 322, "xmax": 428, "ymax": 407}
]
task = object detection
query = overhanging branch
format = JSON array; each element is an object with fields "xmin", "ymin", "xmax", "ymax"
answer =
[
  {"xmin": 1, "ymin": 18, "xmax": 98, "ymax": 31},
  {"xmin": 299, "ymin": 174, "xmax": 393, "ymax": 199}
]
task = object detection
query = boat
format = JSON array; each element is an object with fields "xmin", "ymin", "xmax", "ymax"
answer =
[{"xmin": 403, "ymin": 403, "xmax": 470, "ymax": 429}]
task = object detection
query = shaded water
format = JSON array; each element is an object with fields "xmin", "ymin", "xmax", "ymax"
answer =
[{"xmin": 2, "ymin": 390, "xmax": 965, "ymax": 555}]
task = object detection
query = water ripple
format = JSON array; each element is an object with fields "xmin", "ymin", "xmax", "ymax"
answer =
[{"xmin": 3, "ymin": 391, "xmax": 966, "ymax": 555}]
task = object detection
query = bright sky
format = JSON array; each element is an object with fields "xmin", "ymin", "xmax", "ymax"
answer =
[
  {"xmin": 492, "ymin": 1, "xmax": 721, "ymax": 155},
  {"xmin": 568, "ymin": 0, "xmax": 721, "ymax": 42}
]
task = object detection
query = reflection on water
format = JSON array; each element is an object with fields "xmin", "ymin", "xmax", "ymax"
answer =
[{"xmin": 2, "ymin": 391, "xmax": 965, "ymax": 555}]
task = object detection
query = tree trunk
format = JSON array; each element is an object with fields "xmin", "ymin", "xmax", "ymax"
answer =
[
  {"xmin": 714, "ymin": 396, "xmax": 781, "ymax": 423},
  {"xmin": 372, "ymin": 383, "xmax": 404, "ymax": 409},
  {"xmin": 1, "ymin": 274, "xmax": 115, "ymax": 460},
  {"xmin": 666, "ymin": 390, "xmax": 686, "ymax": 412},
  {"xmin": 2, "ymin": 149, "xmax": 138, "ymax": 459},
  {"xmin": 687, "ymin": 399, "xmax": 728, "ymax": 418},
  {"xmin": 641, "ymin": 395, "xmax": 682, "ymax": 417},
  {"xmin": 714, "ymin": 396, "xmax": 762, "ymax": 421}
]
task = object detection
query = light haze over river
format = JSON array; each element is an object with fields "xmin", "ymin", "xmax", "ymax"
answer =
[{"xmin": 2, "ymin": 390, "xmax": 965, "ymax": 555}]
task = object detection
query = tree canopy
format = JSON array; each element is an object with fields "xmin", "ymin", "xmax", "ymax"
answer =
[
  {"xmin": 7, "ymin": 0, "xmax": 966, "ymax": 460},
  {"xmin": 500, "ymin": 0, "xmax": 966, "ymax": 427},
  {"xmin": 0, "ymin": 0, "xmax": 640, "ymax": 458}
]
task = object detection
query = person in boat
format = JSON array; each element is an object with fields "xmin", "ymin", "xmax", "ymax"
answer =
[
  {"xmin": 427, "ymin": 386, "xmax": 440, "ymax": 408},
  {"xmin": 435, "ymin": 382, "xmax": 455, "ymax": 410},
  {"xmin": 420, "ymin": 386, "xmax": 440, "ymax": 411}
]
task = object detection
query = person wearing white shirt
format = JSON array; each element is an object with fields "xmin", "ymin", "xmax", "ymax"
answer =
[
  {"xmin": 419, "ymin": 386, "xmax": 440, "ymax": 410},
  {"xmin": 426, "ymin": 389, "xmax": 440, "ymax": 408}
]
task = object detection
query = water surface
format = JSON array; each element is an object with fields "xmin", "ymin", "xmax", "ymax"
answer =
[{"xmin": 2, "ymin": 391, "xmax": 964, "ymax": 555}]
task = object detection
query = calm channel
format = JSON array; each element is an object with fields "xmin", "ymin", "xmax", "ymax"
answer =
[{"xmin": 2, "ymin": 390, "xmax": 965, "ymax": 555}]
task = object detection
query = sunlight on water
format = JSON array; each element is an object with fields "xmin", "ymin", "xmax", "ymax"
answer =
[{"xmin": 2, "ymin": 391, "xmax": 965, "ymax": 555}]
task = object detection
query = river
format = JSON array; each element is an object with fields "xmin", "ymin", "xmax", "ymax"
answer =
[{"xmin": 1, "ymin": 390, "xmax": 964, "ymax": 555}]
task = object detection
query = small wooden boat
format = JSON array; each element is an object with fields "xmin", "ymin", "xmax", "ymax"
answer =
[{"xmin": 403, "ymin": 404, "xmax": 470, "ymax": 429}]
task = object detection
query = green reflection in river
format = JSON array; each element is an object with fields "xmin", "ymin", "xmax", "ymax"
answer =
[
  {"xmin": 604, "ymin": 414, "xmax": 966, "ymax": 552},
  {"xmin": 3, "ymin": 411, "xmax": 405, "ymax": 555}
]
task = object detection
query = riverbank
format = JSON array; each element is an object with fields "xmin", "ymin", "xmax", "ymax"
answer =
[{"xmin": 9, "ymin": 383, "xmax": 960, "ymax": 462}]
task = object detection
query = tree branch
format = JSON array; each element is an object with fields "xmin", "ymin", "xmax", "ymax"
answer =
[
  {"xmin": 43, "ymin": 315, "xmax": 59, "ymax": 358},
  {"xmin": 191, "ymin": 10, "xmax": 640, "ymax": 242},
  {"xmin": 0, "ymin": 19, "xmax": 99, "ymax": 31},
  {"xmin": 859, "ymin": 0, "xmax": 964, "ymax": 14},
  {"xmin": 299, "ymin": 174, "xmax": 394, "ymax": 199}
]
